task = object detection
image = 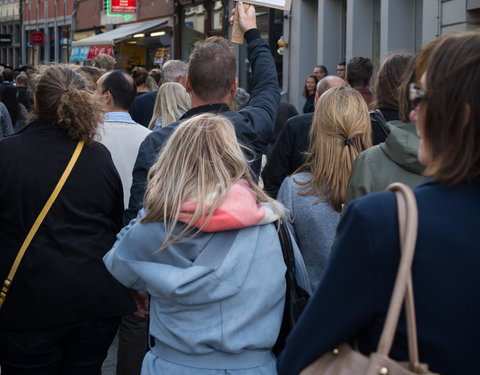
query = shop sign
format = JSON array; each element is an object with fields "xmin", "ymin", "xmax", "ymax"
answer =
[
  {"xmin": 0, "ymin": 34, "xmax": 12, "ymax": 46},
  {"xmin": 30, "ymin": 31, "xmax": 44, "ymax": 46},
  {"xmin": 70, "ymin": 47, "xmax": 90, "ymax": 61},
  {"xmin": 86, "ymin": 45, "xmax": 114, "ymax": 60},
  {"xmin": 111, "ymin": 0, "xmax": 136, "ymax": 14}
]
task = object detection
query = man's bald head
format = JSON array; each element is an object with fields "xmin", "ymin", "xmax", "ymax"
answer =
[{"xmin": 314, "ymin": 75, "xmax": 346, "ymax": 105}]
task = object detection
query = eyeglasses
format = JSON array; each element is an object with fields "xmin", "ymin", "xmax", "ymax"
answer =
[{"xmin": 409, "ymin": 83, "xmax": 427, "ymax": 109}]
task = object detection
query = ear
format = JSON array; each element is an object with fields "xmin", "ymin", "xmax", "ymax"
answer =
[
  {"xmin": 105, "ymin": 90, "xmax": 114, "ymax": 106},
  {"xmin": 230, "ymin": 77, "xmax": 238, "ymax": 95},
  {"xmin": 314, "ymin": 92, "xmax": 320, "ymax": 106},
  {"xmin": 185, "ymin": 76, "xmax": 193, "ymax": 93}
]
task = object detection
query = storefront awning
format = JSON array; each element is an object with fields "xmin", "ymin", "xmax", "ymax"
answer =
[{"xmin": 72, "ymin": 18, "xmax": 169, "ymax": 47}]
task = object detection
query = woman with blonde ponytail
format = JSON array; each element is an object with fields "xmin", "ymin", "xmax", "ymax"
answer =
[
  {"xmin": 104, "ymin": 113, "xmax": 310, "ymax": 375},
  {"xmin": 277, "ymin": 86, "xmax": 371, "ymax": 291},
  {"xmin": 0, "ymin": 64, "xmax": 135, "ymax": 373}
]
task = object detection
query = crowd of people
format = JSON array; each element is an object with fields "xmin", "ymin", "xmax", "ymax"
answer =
[{"xmin": 0, "ymin": 3, "xmax": 479, "ymax": 375}]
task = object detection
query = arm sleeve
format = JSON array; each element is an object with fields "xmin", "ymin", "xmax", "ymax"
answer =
[
  {"xmin": 276, "ymin": 200, "xmax": 377, "ymax": 374},
  {"xmin": 104, "ymin": 214, "xmax": 147, "ymax": 291},
  {"xmin": 1, "ymin": 103, "xmax": 13, "ymax": 136},
  {"xmin": 237, "ymin": 33, "xmax": 280, "ymax": 156},
  {"xmin": 262, "ymin": 123, "xmax": 295, "ymax": 198}
]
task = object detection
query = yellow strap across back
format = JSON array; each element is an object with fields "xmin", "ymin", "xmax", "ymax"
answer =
[{"xmin": 0, "ymin": 140, "xmax": 84, "ymax": 310}]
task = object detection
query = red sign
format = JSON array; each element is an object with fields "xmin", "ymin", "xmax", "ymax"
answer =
[
  {"xmin": 30, "ymin": 31, "xmax": 44, "ymax": 46},
  {"xmin": 110, "ymin": 0, "xmax": 137, "ymax": 14},
  {"xmin": 86, "ymin": 45, "xmax": 114, "ymax": 60}
]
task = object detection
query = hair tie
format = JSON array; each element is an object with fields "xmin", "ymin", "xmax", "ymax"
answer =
[{"xmin": 344, "ymin": 138, "xmax": 352, "ymax": 146}]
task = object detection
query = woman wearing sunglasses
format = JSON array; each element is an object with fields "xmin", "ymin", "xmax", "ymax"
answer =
[{"xmin": 277, "ymin": 31, "xmax": 480, "ymax": 375}]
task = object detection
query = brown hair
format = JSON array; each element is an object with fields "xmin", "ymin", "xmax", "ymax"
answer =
[
  {"xmin": 131, "ymin": 66, "xmax": 148, "ymax": 87},
  {"xmin": 33, "ymin": 64, "xmax": 104, "ymax": 144},
  {"xmin": 398, "ymin": 56, "xmax": 417, "ymax": 122},
  {"xmin": 141, "ymin": 113, "xmax": 280, "ymax": 249},
  {"xmin": 420, "ymin": 32, "xmax": 480, "ymax": 185},
  {"xmin": 302, "ymin": 75, "xmax": 318, "ymax": 98},
  {"xmin": 188, "ymin": 37, "xmax": 236, "ymax": 102},
  {"xmin": 297, "ymin": 87, "xmax": 372, "ymax": 212},
  {"xmin": 372, "ymin": 52, "xmax": 414, "ymax": 111}
]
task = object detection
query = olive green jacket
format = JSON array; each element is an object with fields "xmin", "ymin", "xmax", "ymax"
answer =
[{"xmin": 345, "ymin": 121, "xmax": 425, "ymax": 203}]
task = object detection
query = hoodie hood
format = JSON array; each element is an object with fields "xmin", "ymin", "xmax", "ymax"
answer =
[{"xmin": 380, "ymin": 121, "xmax": 425, "ymax": 175}]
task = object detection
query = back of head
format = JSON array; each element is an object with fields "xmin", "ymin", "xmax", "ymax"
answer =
[
  {"xmin": 162, "ymin": 60, "xmax": 188, "ymax": 83},
  {"xmin": 316, "ymin": 75, "xmax": 346, "ymax": 97},
  {"xmin": 149, "ymin": 68, "xmax": 162, "ymax": 85},
  {"xmin": 372, "ymin": 52, "xmax": 414, "ymax": 111},
  {"xmin": 15, "ymin": 73, "xmax": 29, "ymax": 87},
  {"xmin": 93, "ymin": 54, "xmax": 116, "ymax": 71},
  {"xmin": 142, "ymin": 113, "xmax": 271, "ymax": 248},
  {"xmin": 131, "ymin": 66, "xmax": 148, "ymax": 87},
  {"xmin": 188, "ymin": 37, "xmax": 236, "ymax": 102},
  {"xmin": 346, "ymin": 57, "xmax": 373, "ymax": 88},
  {"xmin": 33, "ymin": 64, "xmax": 103, "ymax": 143},
  {"xmin": 78, "ymin": 66, "xmax": 103, "ymax": 91},
  {"xmin": 419, "ymin": 31, "xmax": 480, "ymax": 185},
  {"xmin": 2, "ymin": 68, "xmax": 14, "ymax": 82},
  {"xmin": 103, "ymin": 70, "xmax": 137, "ymax": 110},
  {"xmin": 301, "ymin": 86, "xmax": 372, "ymax": 212},
  {"xmin": 158, "ymin": 82, "xmax": 191, "ymax": 127}
]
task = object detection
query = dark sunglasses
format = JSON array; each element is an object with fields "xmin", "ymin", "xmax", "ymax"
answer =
[{"xmin": 409, "ymin": 83, "xmax": 427, "ymax": 109}]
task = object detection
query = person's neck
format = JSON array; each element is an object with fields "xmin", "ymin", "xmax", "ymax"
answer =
[
  {"xmin": 190, "ymin": 93, "xmax": 230, "ymax": 108},
  {"xmin": 107, "ymin": 108, "xmax": 129, "ymax": 113}
]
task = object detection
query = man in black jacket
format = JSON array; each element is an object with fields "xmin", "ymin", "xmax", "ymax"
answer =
[
  {"xmin": 124, "ymin": 3, "xmax": 279, "ymax": 224},
  {"xmin": 262, "ymin": 75, "xmax": 345, "ymax": 198}
]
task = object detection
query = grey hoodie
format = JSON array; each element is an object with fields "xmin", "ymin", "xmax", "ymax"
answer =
[
  {"xmin": 346, "ymin": 121, "xmax": 426, "ymax": 203},
  {"xmin": 104, "ymin": 209, "xmax": 310, "ymax": 374}
]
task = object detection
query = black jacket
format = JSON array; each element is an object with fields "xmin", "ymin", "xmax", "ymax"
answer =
[
  {"xmin": 0, "ymin": 119, "xmax": 135, "ymax": 330},
  {"xmin": 262, "ymin": 112, "xmax": 313, "ymax": 198},
  {"xmin": 124, "ymin": 29, "xmax": 280, "ymax": 224}
]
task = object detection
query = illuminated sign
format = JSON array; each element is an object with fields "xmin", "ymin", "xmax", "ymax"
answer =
[
  {"xmin": 30, "ymin": 31, "xmax": 44, "ymax": 46},
  {"xmin": 110, "ymin": 0, "xmax": 137, "ymax": 14}
]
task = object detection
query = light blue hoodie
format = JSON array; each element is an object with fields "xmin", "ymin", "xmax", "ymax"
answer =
[{"xmin": 104, "ymin": 210, "xmax": 310, "ymax": 374}]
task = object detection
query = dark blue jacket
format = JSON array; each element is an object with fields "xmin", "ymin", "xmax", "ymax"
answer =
[
  {"xmin": 124, "ymin": 29, "xmax": 279, "ymax": 224},
  {"xmin": 277, "ymin": 179, "xmax": 480, "ymax": 375},
  {"xmin": 262, "ymin": 112, "xmax": 313, "ymax": 198},
  {"xmin": 129, "ymin": 91, "xmax": 157, "ymax": 127}
]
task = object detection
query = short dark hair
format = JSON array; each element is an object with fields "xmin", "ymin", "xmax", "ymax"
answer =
[
  {"xmin": 420, "ymin": 32, "xmax": 480, "ymax": 185},
  {"xmin": 316, "ymin": 65, "xmax": 328, "ymax": 75},
  {"xmin": 372, "ymin": 52, "xmax": 413, "ymax": 111},
  {"xmin": 102, "ymin": 70, "xmax": 137, "ymax": 110},
  {"xmin": 338, "ymin": 61, "xmax": 345, "ymax": 66},
  {"xmin": 346, "ymin": 57, "xmax": 373, "ymax": 87},
  {"xmin": 2, "ymin": 68, "xmax": 14, "ymax": 82},
  {"xmin": 188, "ymin": 36, "xmax": 236, "ymax": 102}
]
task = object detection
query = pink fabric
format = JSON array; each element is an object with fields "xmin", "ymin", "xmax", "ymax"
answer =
[{"xmin": 178, "ymin": 179, "xmax": 266, "ymax": 232}]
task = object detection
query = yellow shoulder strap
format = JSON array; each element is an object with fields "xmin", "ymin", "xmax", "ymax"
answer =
[{"xmin": 0, "ymin": 140, "xmax": 85, "ymax": 310}]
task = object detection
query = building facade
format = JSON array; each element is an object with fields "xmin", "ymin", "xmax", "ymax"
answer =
[
  {"xmin": 22, "ymin": 0, "xmax": 74, "ymax": 66},
  {"xmin": 0, "ymin": 0, "xmax": 21, "ymax": 68},
  {"xmin": 283, "ymin": 0, "xmax": 480, "ymax": 111}
]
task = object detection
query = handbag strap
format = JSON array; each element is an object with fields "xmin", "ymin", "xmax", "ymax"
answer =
[
  {"xmin": 0, "ymin": 140, "xmax": 84, "ymax": 310},
  {"xmin": 377, "ymin": 183, "xmax": 421, "ymax": 371},
  {"xmin": 277, "ymin": 220, "xmax": 296, "ymax": 277}
]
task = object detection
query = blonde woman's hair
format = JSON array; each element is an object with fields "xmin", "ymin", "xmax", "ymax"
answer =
[
  {"xmin": 142, "ymin": 113, "xmax": 277, "ymax": 249},
  {"xmin": 148, "ymin": 82, "xmax": 191, "ymax": 129},
  {"xmin": 32, "ymin": 64, "xmax": 104, "ymax": 144},
  {"xmin": 297, "ymin": 86, "xmax": 372, "ymax": 212}
]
